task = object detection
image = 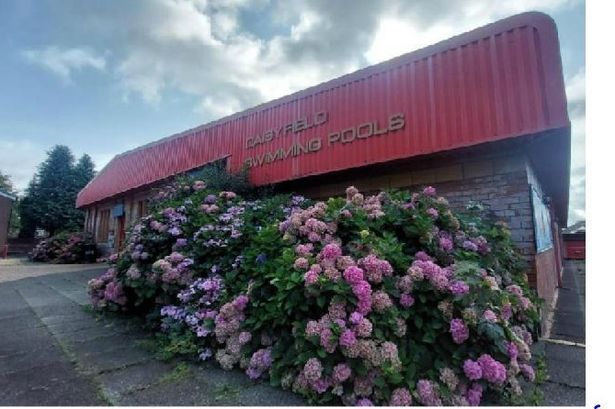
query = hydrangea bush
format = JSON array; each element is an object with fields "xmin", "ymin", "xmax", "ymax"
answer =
[
  {"xmin": 90, "ymin": 178, "xmax": 541, "ymax": 406},
  {"xmin": 31, "ymin": 231, "xmax": 96, "ymax": 263}
]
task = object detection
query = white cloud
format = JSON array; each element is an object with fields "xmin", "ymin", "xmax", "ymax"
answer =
[
  {"xmin": 79, "ymin": 0, "xmax": 578, "ymax": 120},
  {"xmin": 364, "ymin": 0, "xmax": 578, "ymax": 64},
  {"xmin": 566, "ymin": 67, "xmax": 585, "ymax": 104},
  {"xmin": 22, "ymin": 46, "xmax": 107, "ymax": 82},
  {"xmin": 0, "ymin": 139, "xmax": 47, "ymax": 194},
  {"xmin": 365, "ymin": 17, "xmax": 451, "ymax": 64},
  {"xmin": 565, "ymin": 67, "xmax": 586, "ymax": 225}
]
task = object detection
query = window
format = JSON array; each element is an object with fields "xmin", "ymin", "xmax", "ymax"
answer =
[{"xmin": 137, "ymin": 200, "xmax": 147, "ymax": 219}]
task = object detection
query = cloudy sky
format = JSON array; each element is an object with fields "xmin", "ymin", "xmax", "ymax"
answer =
[{"xmin": 0, "ymin": 0, "xmax": 584, "ymax": 224}]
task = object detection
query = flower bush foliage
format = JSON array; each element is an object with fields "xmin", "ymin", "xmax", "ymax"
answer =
[
  {"xmin": 89, "ymin": 177, "xmax": 541, "ymax": 406},
  {"xmin": 31, "ymin": 231, "xmax": 96, "ymax": 263}
]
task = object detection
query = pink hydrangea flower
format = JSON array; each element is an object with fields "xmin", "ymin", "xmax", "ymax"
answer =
[
  {"xmin": 305, "ymin": 320, "xmax": 320, "ymax": 337},
  {"xmin": 295, "ymin": 243, "xmax": 314, "ymax": 257},
  {"xmin": 304, "ymin": 270, "xmax": 319, "ymax": 286},
  {"xmin": 372, "ymin": 291, "xmax": 393, "ymax": 312},
  {"xmin": 345, "ymin": 186, "xmax": 359, "ymax": 200},
  {"xmin": 396, "ymin": 275, "xmax": 413, "ymax": 293},
  {"xmin": 355, "ymin": 318, "xmax": 373, "ymax": 338},
  {"xmin": 307, "ymin": 232, "xmax": 321, "ymax": 242},
  {"xmin": 426, "ymin": 208, "xmax": 439, "ymax": 219},
  {"xmin": 358, "ymin": 254, "xmax": 393, "ymax": 283},
  {"xmin": 319, "ymin": 328, "xmax": 336, "ymax": 353},
  {"xmin": 483, "ymin": 309, "xmax": 498, "ymax": 323},
  {"xmin": 303, "ymin": 358, "xmax": 323, "ymax": 382},
  {"xmin": 238, "ymin": 331, "xmax": 252, "ymax": 345},
  {"xmin": 390, "ymin": 388, "xmax": 412, "ymax": 406},
  {"xmin": 501, "ymin": 303, "xmax": 513, "ymax": 320},
  {"xmin": 423, "ymin": 186, "xmax": 437, "ymax": 196},
  {"xmin": 520, "ymin": 364, "xmax": 536, "ymax": 381},
  {"xmin": 343, "ymin": 266, "xmax": 364, "ymax": 284},
  {"xmin": 320, "ymin": 267, "xmax": 338, "ymax": 281},
  {"xmin": 294, "ymin": 257, "xmax": 309, "ymax": 270},
  {"xmin": 321, "ymin": 243, "xmax": 342, "ymax": 260},
  {"xmin": 414, "ymin": 251, "xmax": 432, "ymax": 261},
  {"xmin": 192, "ymin": 180, "xmax": 206, "ymax": 190}
]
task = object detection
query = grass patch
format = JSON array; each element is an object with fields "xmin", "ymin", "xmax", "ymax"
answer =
[
  {"xmin": 214, "ymin": 384, "xmax": 241, "ymax": 402},
  {"xmin": 535, "ymin": 353, "xmax": 549, "ymax": 384},
  {"xmin": 159, "ymin": 362, "xmax": 193, "ymax": 384},
  {"xmin": 135, "ymin": 333, "xmax": 198, "ymax": 361}
]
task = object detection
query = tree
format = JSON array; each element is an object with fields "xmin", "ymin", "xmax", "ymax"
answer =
[
  {"xmin": 19, "ymin": 145, "xmax": 97, "ymax": 237},
  {"xmin": 0, "ymin": 171, "xmax": 15, "ymax": 193},
  {"xmin": 73, "ymin": 154, "xmax": 96, "ymax": 190}
]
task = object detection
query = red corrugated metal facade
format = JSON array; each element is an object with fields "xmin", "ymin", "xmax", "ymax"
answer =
[
  {"xmin": 77, "ymin": 12, "xmax": 569, "ymax": 208},
  {"xmin": 564, "ymin": 240, "xmax": 585, "ymax": 259}
]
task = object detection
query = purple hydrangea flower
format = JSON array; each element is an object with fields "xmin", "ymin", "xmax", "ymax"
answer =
[
  {"xmin": 417, "ymin": 379, "xmax": 442, "ymax": 406},
  {"xmin": 466, "ymin": 383, "xmax": 483, "ymax": 406},
  {"xmin": 477, "ymin": 354, "xmax": 507, "ymax": 384},
  {"xmin": 339, "ymin": 329, "xmax": 357, "ymax": 348},
  {"xmin": 463, "ymin": 359, "xmax": 483, "ymax": 380},
  {"xmin": 332, "ymin": 363, "xmax": 351, "ymax": 383},
  {"xmin": 450, "ymin": 318, "xmax": 469, "ymax": 344},
  {"xmin": 400, "ymin": 293, "xmax": 415, "ymax": 307},
  {"xmin": 449, "ymin": 280, "xmax": 470, "ymax": 296}
]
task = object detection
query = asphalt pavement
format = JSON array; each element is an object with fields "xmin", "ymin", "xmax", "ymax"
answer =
[
  {"xmin": 538, "ymin": 259, "xmax": 586, "ymax": 406},
  {"xmin": 0, "ymin": 261, "xmax": 303, "ymax": 406}
]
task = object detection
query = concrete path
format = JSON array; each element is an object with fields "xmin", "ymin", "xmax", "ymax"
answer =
[
  {"xmin": 538, "ymin": 259, "xmax": 586, "ymax": 406},
  {"xmin": 0, "ymin": 262, "xmax": 304, "ymax": 406},
  {"xmin": 0, "ymin": 256, "xmax": 105, "ymax": 283}
]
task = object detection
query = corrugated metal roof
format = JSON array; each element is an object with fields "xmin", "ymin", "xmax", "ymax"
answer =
[
  {"xmin": 564, "ymin": 220, "xmax": 585, "ymax": 234},
  {"xmin": 77, "ymin": 11, "xmax": 569, "ymax": 208},
  {"xmin": 0, "ymin": 190, "xmax": 16, "ymax": 201}
]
